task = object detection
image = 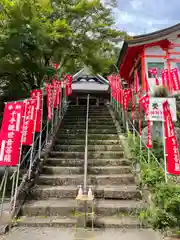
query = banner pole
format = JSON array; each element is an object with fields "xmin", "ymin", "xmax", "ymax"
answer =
[
  {"xmin": 51, "ymin": 91, "xmax": 54, "ymax": 134},
  {"xmin": 0, "ymin": 169, "xmax": 6, "ymax": 192},
  {"xmin": 13, "ymin": 101, "xmax": 27, "ymax": 211},
  {"xmin": 55, "ymin": 108, "xmax": 58, "ymax": 126},
  {"xmin": 59, "ymin": 85, "xmax": 62, "ymax": 119},
  {"xmin": 38, "ymin": 96, "xmax": 43, "ymax": 159},
  {"xmin": 148, "ymin": 149, "xmax": 150, "ymax": 163},
  {"xmin": 45, "ymin": 120, "xmax": 49, "ymax": 145},
  {"xmin": 139, "ymin": 135, "xmax": 142, "ymax": 162},
  {"xmin": 162, "ymin": 120, "xmax": 168, "ymax": 182},
  {"xmin": 59, "ymin": 89, "xmax": 62, "ymax": 119},
  {"xmin": 28, "ymin": 104, "xmax": 38, "ymax": 180},
  {"xmin": 133, "ymin": 119, "xmax": 135, "ymax": 142},
  {"xmin": 0, "ymin": 167, "xmax": 8, "ymax": 217},
  {"xmin": 125, "ymin": 111, "xmax": 129, "ymax": 132},
  {"xmin": 10, "ymin": 172, "xmax": 16, "ymax": 213}
]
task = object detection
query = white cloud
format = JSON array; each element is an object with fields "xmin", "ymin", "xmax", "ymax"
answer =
[
  {"xmin": 114, "ymin": 0, "xmax": 180, "ymax": 35},
  {"xmin": 120, "ymin": 12, "xmax": 135, "ymax": 23},
  {"xmin": 130, "ymin": 0, "xmax": 143, "ymax": 10}
]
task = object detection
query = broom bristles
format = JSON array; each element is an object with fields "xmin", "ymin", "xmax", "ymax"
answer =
[{"xmin": 152, "ymin": 85, "xmax": 169, "ymax": 98}]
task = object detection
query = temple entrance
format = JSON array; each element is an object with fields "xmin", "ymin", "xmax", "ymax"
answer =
[{"xmin": 77, "ymin": 96, "xmax": 100, "ymax": 106}]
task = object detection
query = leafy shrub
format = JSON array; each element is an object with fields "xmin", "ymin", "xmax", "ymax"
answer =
[
  {"xmin": 141, "ymin": 183, "xmax": 180, "ymax": 232},
  {"xmin": 140, "ymin": 162, "xmax": 165, "ymax": 189},
  {"xmin": 127, "ymin": 133, "xmax": 180, "ymax": 233}
]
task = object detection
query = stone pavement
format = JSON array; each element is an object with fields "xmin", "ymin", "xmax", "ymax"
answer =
[{"xmin": 0, "ymin": 227, "xmax": 164, "ymax": 240}]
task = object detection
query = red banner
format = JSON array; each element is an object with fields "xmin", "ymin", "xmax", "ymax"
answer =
[
  {"xmin": 56, "ymin": 81, "xmax": 61, "ymax": 106},
  {"xmin": 161, "ymin": 69, "xmax": 169, "ymax": 86},
  {"xmin": 123, "ymin": 89, "xmax": 131, "ymax": 110},
  {"xmin": 115, "ymin": 75, "xmax": 121, "ymax": 104},
  {"xmin": 108, "ymin": 74, "xmax": 123, "ymax": 105},
  {"xmin": 135, "ymin": 71, "xmax": 140, "ymax": 95},
  {"xmin": 0, "ymin": 101, "xmax": 25, "ymax": 166},
  {"xmin": 170, "ymin": 68, "xmax": 180, "ymax": 91},
  {"xmin": 144, "ymin": 73, "xmax": 150, "ymax": 92},
  {"xmin": 149, "ymin": 68, "xmax": 157, "ymax": 75},
  {"xmin": 139, "ymin": 94, "xmax": 150, "ymax": 116},
  {"xmin": 155, "ymin": 76, "xmax": 159, "ymax": 86},
  {"xmin": 108, "ymin": 75, "xmax": 117, "ymax": 101},
  {"xmin": 138, "ymin": 103, "xmax": 142, "ymax": 136},
  {"xmin": 66, "ymin": 74, "xmax": 73, "ymax": 96},
  {"xmin": 149, "ymin": 68, "xmax": 159, "ymax": 85},
  {"xmin": 22, "ymin": 99, "xmax": 36, "ymax": 146},
  {"xmin": 163, "ymin": 101, "xmax": 180, "ymax": 175},
  {"xmin": 30, "ymin": 89, "xmax": 43, "ymax": 132},
  {"xmin": 52, "ymin": 79, "xmax": 60, "ymax": 108},
  {"xmin": 139, "ymin": 94, "xmax": 151, "ymax": 147},
  {"xmin": 131, "ymin": 90, "xmax": 135, "ymax": 121},
  {"xmin": 46, "ymin": 83, "xmax": 53, "ymax": 121},
  {"xmin": 146, "ymin": 120, "xmax": 152, "ymax": 149},
  {"xmin": 112, "ymin": 75, "xmax": 116, "ymax": 100}
]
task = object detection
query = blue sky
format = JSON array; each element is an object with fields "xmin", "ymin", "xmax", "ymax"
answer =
[{"xmin": 114, "ymin": 0, "xmax": 180, "ymax": 36}]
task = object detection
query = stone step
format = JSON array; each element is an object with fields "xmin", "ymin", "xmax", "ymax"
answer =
[
  {"xmin": 55, "ymin": 139, "xmax": 120, "ymax": 145},
  {"xmin": 16, "ymin": 216, "xmax": 76, "ymax": 227},
  {"xmin": 42, "ymin": 166, "xmax": 131, "ymax": 175},
  {"xmin": 67, "ymin": 109, "xmax": 109, "ymax": 111},
  {"xmin": 65, "ymin": 115, "xmax": 112, "ymax": 118},
  {"xmin": 56, "ymin": 134, "xmax": 119, "ymax": 140},
  {"xmin": 94, "ymin": 216, "xmax": 142, "ymax": 228},
  {"xmin": 62, "ymin": 117, "xmax": 114, "ymax": 122},
  {"xmin": 60, "ymin": 122, "xmax": 114, "ymax": 127},
  {"xmin": 65, "ymin": 111, "xmax": 111, "ymax": 114},
  {"xmin": 46, "ymin": 158, "xmax": 131, "ymax": 167},
  {"xmin": 66, "ymin": 109, "xmax": 110, "ymax": 112},
  {"xmin": 32, "ymin": 185, "xmax": 141, "ymax": 200},
  {"xmin": 59, "ymin": 124, "xmax": 116, "ymax": 129},
  {"xmin": 16, "ymin": 215, "xmax": 141, "ymax": 228},
  {"xmin": 67, "ymin": 106, "xmax": 108, "ymax": 109},
  {"xmin": 65, "ymin": 112, "xmax": 111, "ymax": 115},
  {"xmin": 38, "ymin": 174, "xmax": 134, "ymax": 185},
  {"xmin": 64, "ymin": 113, "xmax": 111, "ymax": 117},
  {"xmin": 54, "ymin": 145, "xmax": 122, "ymax": 152},
  {"xmin": 64, "ymin": 117, "xmax": 113, "ymax": 121},
  {"xmin": 62, "ymin": 119, "xmax": 113, "ymax": 123},
  {"xmin": 66, "ymin": 109, "xmax": 109, "ymax": 112},
  {"xmin": 58, "ymin": 129, "xmax": 117, "ymax": 134},
  {"xmin": 22, "ymin": 199, "xmax": 143, "ymax": 217},
  {"xmin": 49, "ymin": 151, "xmax": 124, "ymax": 159}
]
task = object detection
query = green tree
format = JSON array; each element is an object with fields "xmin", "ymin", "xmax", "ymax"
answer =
[{"xmin": 0, "ymin": 0, "xmax": 127, "ymax": 101}]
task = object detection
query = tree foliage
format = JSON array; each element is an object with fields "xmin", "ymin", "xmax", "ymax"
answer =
[{"xmin": 0, "ymin": 0, "xmax": 127, "ymax": 100}]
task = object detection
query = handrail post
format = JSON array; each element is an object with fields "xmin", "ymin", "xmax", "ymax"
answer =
[{"xmin": 84, "ymin": 94, "xmax": 89, "ymax": 193}]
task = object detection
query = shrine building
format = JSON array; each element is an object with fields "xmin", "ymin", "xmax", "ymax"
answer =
[{"xmin": 117, "ymin": 23, "xmax": 180, "ymax": 93}]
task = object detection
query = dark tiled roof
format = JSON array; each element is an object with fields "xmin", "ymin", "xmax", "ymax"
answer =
[
  {"xmin": 117, "ymin": 23, "xmax": 180, "ymax": 68},
  {"xmin": 72, "ymin": 82, "xmax": 109, "ymax": 92},
  {"xmin": 128, "ymin": 23, "xmax": 180, "ymax": 44}
]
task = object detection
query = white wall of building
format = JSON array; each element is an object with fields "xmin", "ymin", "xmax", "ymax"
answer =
[
  {"xmin": 144, "ymin": 45, "xmax": 166, "ymax": 93},
  {"xmin": 144, "ymin": 34, "xmax": 180, "ymax": 94}
]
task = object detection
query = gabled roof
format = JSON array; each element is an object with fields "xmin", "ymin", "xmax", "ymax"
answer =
[
  {"xmin": 128, "ymin": 23, "xmax": 180, "ymax": 45},
  {"xmin": 72, "ymin": 82, "xmax": 109, "ymax": 92},
  {"xmin": 117, "ymin": 23, "xmax": 180, "ymax": 83},
  {"xmin": 72, "ymin": 67, "xmax": 109, "ymax": 93},
  {"xmin": 73, "ymin": 67, "xmax": 109, "ymax": 85}
]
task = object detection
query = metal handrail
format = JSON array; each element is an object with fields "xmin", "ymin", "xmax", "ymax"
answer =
[
  {"xmin": 0, "ymin": 98, "xmax": 69, "ymax": 226},
  {"xmin": 127, "ymin": 119, "xmax": 164, "ymax": 169},
  {"xmin": 83, "ymin": 94, "xmax": 89, "ymax": 193}
]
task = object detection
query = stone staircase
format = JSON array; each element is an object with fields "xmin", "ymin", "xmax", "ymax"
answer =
[{"xmin": 17, "ymin": 105, "xmax": 143, "ymax": 228}]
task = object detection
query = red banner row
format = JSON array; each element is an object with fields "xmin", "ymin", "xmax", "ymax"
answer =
[
  {"xmin": 108, "ymin": 70, "xmax": 180, "ymax": 176},
  {"xmin": 0, "ymin": 74, "xmax": 73, "ymax": 167}
]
